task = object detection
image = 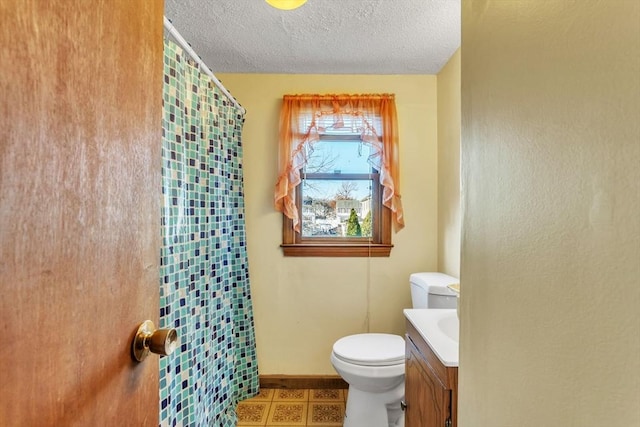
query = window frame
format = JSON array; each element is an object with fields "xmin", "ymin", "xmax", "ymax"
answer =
[{"xmin": 281, "ymin": 135, "xmax": 393, "ymax": 257}]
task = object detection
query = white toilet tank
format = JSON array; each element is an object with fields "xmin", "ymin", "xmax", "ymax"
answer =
[{"xmin": 410, "ymin": 272, "xmax": 458, "ymax": 309}]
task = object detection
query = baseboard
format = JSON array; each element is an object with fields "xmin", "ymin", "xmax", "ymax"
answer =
[{"xmin": 259, "ymin": 375, "xmax": 348, "ymax": 389}]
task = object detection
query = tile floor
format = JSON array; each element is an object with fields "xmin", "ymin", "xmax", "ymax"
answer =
[{"xmin": 236, "ymin": 388, "xmax": 346, "ymax": 426}]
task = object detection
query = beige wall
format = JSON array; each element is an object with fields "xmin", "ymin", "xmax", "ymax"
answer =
[
  {"xmin": 460, "ymin": 1, "xmax": 640, "ymax": 426},
  {"xmin": 217, "ymin": 74, "xmax": 438, "ymax": 374},
  {"xmin": 437, "ymin": 49, "xmax": 461, "ymax": 277}
]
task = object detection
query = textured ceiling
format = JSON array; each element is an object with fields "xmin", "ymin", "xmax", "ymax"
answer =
[{"xmin": 164, "ymin": 0, "xmax": 460, "ymax": 74}]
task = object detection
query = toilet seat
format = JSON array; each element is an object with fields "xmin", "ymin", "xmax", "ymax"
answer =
[{"xmin": 332, "ymin": 333, "xmax": 405, "ymax": 366}]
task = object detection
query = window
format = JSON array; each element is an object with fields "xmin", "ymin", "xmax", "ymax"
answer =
[{"xmin": 274, "ymin": 94, "xmax": 404, "ymax": 257}]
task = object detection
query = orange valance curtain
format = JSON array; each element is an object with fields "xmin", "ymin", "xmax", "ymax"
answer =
[{"xmin": 274, "ymin": 93, "xmax": 404, "ymax": 232}]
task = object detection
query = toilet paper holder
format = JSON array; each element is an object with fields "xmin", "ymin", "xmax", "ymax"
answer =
[{"xmin": 132, "ymin": 320, "xmax": 178, "ymax": 362}]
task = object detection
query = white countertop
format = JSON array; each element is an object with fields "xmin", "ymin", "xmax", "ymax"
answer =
[{"xmin": 404, "ymin": 308, "xmax": 459, "ymax": 367}]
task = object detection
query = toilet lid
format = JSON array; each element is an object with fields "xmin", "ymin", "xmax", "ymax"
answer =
[{"xmin": 332, "ymin": 333, "xmax": 405, "ymax": 366}]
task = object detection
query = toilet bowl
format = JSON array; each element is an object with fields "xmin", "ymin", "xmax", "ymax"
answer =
[{"xmin": 330, "ymin": 333, "xmax": 405, "ymax": 427}]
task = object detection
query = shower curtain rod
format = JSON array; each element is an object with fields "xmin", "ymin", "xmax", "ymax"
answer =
[{"xmin": 163, "ymin": 16, "xmax": 246, "ymax": 115}]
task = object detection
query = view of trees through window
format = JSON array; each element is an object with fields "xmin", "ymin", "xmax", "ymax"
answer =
[{"xmin": 300, "ymin": 136, "xmax": 375, "ymax": 238}]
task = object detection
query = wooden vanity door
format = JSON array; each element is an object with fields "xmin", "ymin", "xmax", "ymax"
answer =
[{"xmin": 405, "ymin": 336, "xmax": 452, "ymax": 427}]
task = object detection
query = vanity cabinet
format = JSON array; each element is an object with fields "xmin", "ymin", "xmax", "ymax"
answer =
[{"xmin": 404, "ymin": 320, "xmax": 458, "ymax": 427}]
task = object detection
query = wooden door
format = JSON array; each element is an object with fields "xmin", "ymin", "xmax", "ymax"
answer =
[{"xmin": 0, "ymin": 1, "xmax": 163, "ymax": 425}]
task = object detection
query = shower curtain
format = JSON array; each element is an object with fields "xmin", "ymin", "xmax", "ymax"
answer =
[{"xmin": 159, "ymin": 39, "xmax": 258, "ymax": 427}]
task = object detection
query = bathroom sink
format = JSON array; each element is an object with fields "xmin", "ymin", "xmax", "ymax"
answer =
[
  {"xmin": 403, "ymin": 309, "xmax": 459, "ymax": 367},
  {"xmin": 437, "ymin": 315, "xmax": 459, "ymax": 343}
]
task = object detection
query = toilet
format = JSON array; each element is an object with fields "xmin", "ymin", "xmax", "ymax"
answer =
[{"xmin": 330, "ymin": 272, "xmax": 459, "ymax": 427}]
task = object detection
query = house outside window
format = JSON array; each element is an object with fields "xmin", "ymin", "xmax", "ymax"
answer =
[{"xmin": 274, "ymin": 94, "xmax": 404, "ymax": 257}]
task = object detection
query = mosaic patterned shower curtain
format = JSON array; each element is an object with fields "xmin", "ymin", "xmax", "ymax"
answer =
[{"xmin": 159, "ymin": 39, "xmax": 258, "ymax": 427}]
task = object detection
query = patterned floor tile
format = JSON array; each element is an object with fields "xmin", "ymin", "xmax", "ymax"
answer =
[
  {"xmin": 309, "ymin": 389, "xmax": 343, "ymax": 402},
  {"xmin": 247, "ymin": 388, "xmax": 275, "ymax": 402},
  {"xmin": 237, "ymin": 389, "xmax": 346, "ymax": 426},
  {"xmin": 237, "ymin": 401, "xmax": 270, "ymax": 426},
  {"xmin": 272, "ymin": 389, "xmax": 309, "ymax": 402},
  {"xmin": 266, "ymin": 402, "xmax": 308, "ymax": 426},
  {"xmin": 306, "ymin": 403, "xmax": 345, "ymax": 426}
]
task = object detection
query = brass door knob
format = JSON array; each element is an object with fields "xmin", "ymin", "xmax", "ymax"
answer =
[{"xmin": 132, "ymin": 320, "xmax": 178, "ymax": 362}]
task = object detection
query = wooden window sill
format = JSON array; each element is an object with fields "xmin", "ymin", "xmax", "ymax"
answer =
[{"xmin": 281, "ymin": 243, "xmax": 393, "ymax": 257}]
